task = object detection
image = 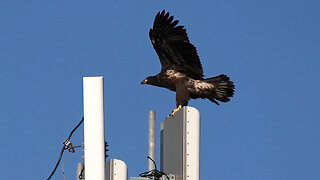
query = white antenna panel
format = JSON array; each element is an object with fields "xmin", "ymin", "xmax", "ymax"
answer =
[
  {"xmin": 161, "ymin": 106, "xmax": 200, "ymax": 180},
  {"xmin": 106, "ymin": 159, "xmax": 128, "ymax": 180}
]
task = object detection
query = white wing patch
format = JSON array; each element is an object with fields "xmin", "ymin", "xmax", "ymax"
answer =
[
  {"xmin": 194, "ymin": 80, "xmax": 214, "ymax": 92},
  {"xmin": 166, "ymin": 70, "xmax": 185, "ymax": 78}
]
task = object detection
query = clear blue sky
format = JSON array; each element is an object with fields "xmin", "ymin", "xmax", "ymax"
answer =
[{"xmin": 0, "ymin": 0, "xmax": 319, "ymax": 179}]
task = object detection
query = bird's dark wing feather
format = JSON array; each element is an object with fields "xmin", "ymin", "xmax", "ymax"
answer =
[{"xmin": 149, "ymin": 10, "xmax": 204, "ymax": 79}]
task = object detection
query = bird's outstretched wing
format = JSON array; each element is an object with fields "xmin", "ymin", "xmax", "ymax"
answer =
[{"xmin": 149, "ymin": 10, "xmax": 204, "ymax": 79}]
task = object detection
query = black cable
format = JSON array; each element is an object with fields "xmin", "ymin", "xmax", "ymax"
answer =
[
  {"xmin": 139, "ymin": 156, "xmax": 170, "ymax": 180},
  {"xmin": 47, "ymin": 117, "xmax": 84, "ymax": 180},
  {"xmin": 79, "ymin": 166, "xmax": 85, "ymax": 179},
  {"xmin": 148, "ymin": 156, "xmax": 158, "ymax": 170}
]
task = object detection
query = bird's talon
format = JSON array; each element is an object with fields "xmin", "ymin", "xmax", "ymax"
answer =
[{"xmin": 168, "ymin": 105, "xmax": 182, "ymax": 117}]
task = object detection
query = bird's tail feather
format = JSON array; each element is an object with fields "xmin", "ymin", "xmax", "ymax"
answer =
[{"xmin": 204, "ymin": 74, "xmax": 235, "ymax": 105}]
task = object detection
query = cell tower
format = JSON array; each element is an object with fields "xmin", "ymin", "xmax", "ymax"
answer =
[{"xmin": 81, "ymin": 77, "xmax": 200, "ymax": 180}]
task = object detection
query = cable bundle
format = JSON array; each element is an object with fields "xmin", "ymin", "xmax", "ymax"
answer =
[{"xmin": 139, "ymin": 156, "xmax": 170, "ymax": 180}]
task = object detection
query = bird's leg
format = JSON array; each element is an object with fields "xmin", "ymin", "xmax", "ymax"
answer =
[
  {"xmin": 167, "ymin": 79, "xmax": 189, "ymax": 118},
  {"xmin": 172, "ymin": 105, "xmax": 182, "ymax": 115},
  {"xmin": 167, "ymin": 105, "xmax": 182, "ymax": 117}
]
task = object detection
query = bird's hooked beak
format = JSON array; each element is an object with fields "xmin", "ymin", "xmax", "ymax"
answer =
[{"xmin": 141, "ymin": 78, "xmax": 148, "ymax": 84}]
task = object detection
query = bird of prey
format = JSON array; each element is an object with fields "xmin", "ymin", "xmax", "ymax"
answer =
[{"xmin": 141, "ymin": 10, "xmax": 235, "ymax": 116}]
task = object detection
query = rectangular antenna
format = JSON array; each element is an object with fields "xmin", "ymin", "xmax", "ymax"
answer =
[
  {"xmin": 83, "ymin": 76, "xmax": 105, "ymax": 180},
  {"xmin": 161, "ymin": 106, "xmax": 200, "ymax": 180},
  {"xmin": 106, "ymin": 159, "xmax": 128, "ymax": 180}
]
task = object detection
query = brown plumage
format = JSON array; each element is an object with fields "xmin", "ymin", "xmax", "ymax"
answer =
[{"xmin": 141, "ymin": 10, "xmax": 235, "ymax": 111}]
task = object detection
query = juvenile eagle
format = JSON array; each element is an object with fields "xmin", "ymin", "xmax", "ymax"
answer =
[{"xmin": 141, "ymin": 10, "xmax": 235, "ymax": 116}]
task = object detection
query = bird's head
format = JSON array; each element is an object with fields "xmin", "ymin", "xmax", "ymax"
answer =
[
  {"xmin": 141, "ymin": 77, "xmax": 151, "ymax": 85},
  {"xmin": 141, "ymin": 76, "xmax": 159, "ymax": 86}
]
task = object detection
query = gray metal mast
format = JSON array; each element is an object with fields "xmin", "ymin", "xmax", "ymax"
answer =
[
  {"xmin": 76, "ymin": 163, "xmax": 84, "ymax": 180},
  {"xmin": 148, "ymin": 110, "xmax": 156, "ymax": 171}
]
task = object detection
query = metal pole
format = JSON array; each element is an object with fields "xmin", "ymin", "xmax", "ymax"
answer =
[
  {"xmin": 83, "ymin": 77, "xmax": 105, "ymax": 180},
  {"xmin": 76, "ymin": 163, "xmax": 84, "ymax": 180},
  {"xmin": 148, "ymin": 110, "xmax": 156, "ymax": 171}
]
